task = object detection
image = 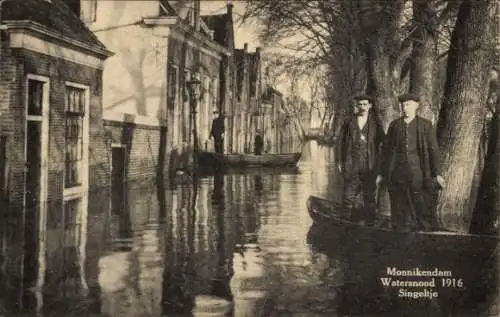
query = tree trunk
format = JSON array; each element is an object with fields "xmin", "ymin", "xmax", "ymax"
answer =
[
  {"xmin": 367, "ymin": 42, "xmax": 400, "ymax": 130},
  {"xmin": 360, "ymin": 0, "xmax": 407, "ymax": 130},
  {"xmin": 470, "ymin": 111, "xmax": 500, "ymax": 234},
  {"xmin": 435, "ymin": 0, "xmax": 495, "ymax": 232},
  {"xmin": 470, "ymin": 68, "xmax": 500, "ymax": 234},
  {"xmin": 410, "ymin": 0, "xmax": 439, "ymax": 123},
  {"xmin": 327, "ymin": 39, "xmax": 367, "ymax": 139}
]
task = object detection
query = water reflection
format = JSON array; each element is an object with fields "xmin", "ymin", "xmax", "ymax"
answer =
[
  {"xmin": 18, "ymin": 141, "xmax": 500, "ymax": 316},
  {"xmin": 307, "ymin": 219, "xmax": 500, "ymax": 316}
]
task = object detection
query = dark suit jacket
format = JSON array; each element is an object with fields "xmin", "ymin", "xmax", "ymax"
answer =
[
  {"xmin": 379, "ymin": 116, "xmax": 440, "ymax": 187},
  {"xmin": 337, "ymin": 111, "xmax": 385, "ymax": 176},
  {"xmin": 210, "ymin": 117, "xmax": 225, "ymax": 139}
]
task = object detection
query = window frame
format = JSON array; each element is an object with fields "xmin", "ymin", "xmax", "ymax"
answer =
[
  {"xmin": 80, "ymin": 0, "xmax": 97, "ymax": 23},
  {"xmin": 24, "ymin": 73, "xmax": 50, "ymax": 290},
  {"xmin": 63, "ymin": 81, "xmax": 90, "ymax": 200},
  {"xmin": 61, "ymin": 81, "xmax": 90, "ymax": 293}
]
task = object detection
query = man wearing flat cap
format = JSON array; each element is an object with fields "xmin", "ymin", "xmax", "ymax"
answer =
[
  {"xmin": 337, "ymin": 94, "xmax": 385, "ymax": 225},
  {"xmin": 376, "ymin": 93, "xmax": 445, "ymax": 232},
  {"xmin": 210, "ymin": 109, "xmax": 225, "ymax": 153}
]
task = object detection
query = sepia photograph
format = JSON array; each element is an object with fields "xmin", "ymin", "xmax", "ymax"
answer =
[{"xmin": 0, "ymin": 0, "xmax": 498, "ymax": 316}]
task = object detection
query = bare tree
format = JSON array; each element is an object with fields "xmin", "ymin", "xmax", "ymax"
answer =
[{"xmin": 242, "ymin": 0, "xmax": 457, "ymax": 131}]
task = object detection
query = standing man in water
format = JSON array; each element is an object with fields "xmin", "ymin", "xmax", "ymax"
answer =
[
  {"xmin": 254, "ymin": 129, "xmax": 264, "ymax": 155},
  {"xmin": 376, "ymin": 93, "xmax": 445, "ymax": 232},
  {"xmin": 337, "ymin": 94, "xmax": 385, "ymax": 225},
  {"xmin": 210, "ymin": 109, "xmax": 225, "ymax": 154}
]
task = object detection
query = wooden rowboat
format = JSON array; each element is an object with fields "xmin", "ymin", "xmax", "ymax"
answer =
[
  {"xmin": 306, "ymin": 195, "xmax": 500, "ymax": 256},
  {"xmin": 199, "ymin": 152, "xmax": 302, "ymax": 168},
  {"xmin": 198, "ymin": 165, "xmax": 301, "ymax": 177}
]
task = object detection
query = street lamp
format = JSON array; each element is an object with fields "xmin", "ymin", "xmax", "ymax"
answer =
[{"xmin": 187, "ymin": 72, "xmax": 201, "ymax": 176}]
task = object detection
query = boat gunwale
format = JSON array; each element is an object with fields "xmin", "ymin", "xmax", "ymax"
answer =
[
  {"xmin": 200, "ymin": 151, "xmax": 302, "ymax": 167},
  {"xmin": 307, "ymin": 195, "xmax": 500, "ymax": 241}
]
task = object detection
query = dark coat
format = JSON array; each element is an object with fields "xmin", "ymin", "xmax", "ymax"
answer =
[
  {"xmin": 379, "ymin": 116, "xmax": 440, "ymax": 187},
  {"xmin": 210, "ymin": 117, "xmax": 225, "ymax": 139},
  {"xmin": 254, "ymin": 134, "xmax": 264, "ymax": 154},
  {"xmin": 337, "ymin": 111, "xmax": 385, "ymax": 176}
]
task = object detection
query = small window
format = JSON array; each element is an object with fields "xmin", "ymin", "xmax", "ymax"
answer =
[
  {"xmin": 183, "ymin": 69, "xmax": 191, "ymax": 101},
  {"xmin": 63, "ymin": 198, "xmax": 81, "ymax": 248},
  {"xmin": 80, "ymin": 0, "xmax": 97, "ymax": 23},
  {"xmin": 167, "ymin": 65, "xmax": 178, "ymax": 110},
  {"xmin": 65, "ymin": 86, "xmax": 86, "ymax": 188},
  {"xmin": 28, "ymin": 80, "xmax": 44, "ymax": 116},
  {"xmin": 212, "ymin": 78, "xmax": 217, "ymax": 109},
  {"xmin": 202, "ymin": 76, "xmax": 210, "ymax": 105}
]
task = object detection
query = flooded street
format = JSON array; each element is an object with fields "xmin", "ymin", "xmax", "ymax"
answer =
[
  {"xmin": 89, "ymin": 141, "xmax": 341, "ymax": 317},
  {"xmin": 20, "ymin": 141, "xmax": 499, "ymax": 317}
]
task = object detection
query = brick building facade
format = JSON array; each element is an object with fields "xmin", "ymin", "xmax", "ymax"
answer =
[{"xmin": 0, "ymin": 0, "xmax": 112, "ymax": 310}]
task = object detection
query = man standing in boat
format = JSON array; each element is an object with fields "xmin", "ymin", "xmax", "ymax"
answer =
[
  {"xmin": 210, "ymin": 109, "xmax": 225, "ymax": 154},
  {"xmin": 254, "ymin": 129, "xmax": 264, "ymax": 155},
  {"xmin": 376, "ymin": 93, "xmax": 445, "ymax": 232},
  {"xmin": 337, "ymin": 94, "xmax": 385, "ymax": 225}
]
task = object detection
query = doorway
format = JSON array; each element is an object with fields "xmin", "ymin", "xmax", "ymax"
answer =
[
  {"xmin": 110, "ymin": 145, "xmax": 131, "ymax": 247},
  {"xmin": 22, "ymin": 76, "xmax": 49, "ymax": 296},
  {"xmin": 111, "ymin": 145, "xmax": 126, "ymax": 213}
]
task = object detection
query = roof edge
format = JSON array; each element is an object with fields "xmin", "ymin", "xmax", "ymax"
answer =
[
  {"xmin": 4, "ymin": 20, "xmax": 114, "ymax": 59},
  {"xmin": 145, "ymin": 16, "xmax": 231, "ymax": 57}
]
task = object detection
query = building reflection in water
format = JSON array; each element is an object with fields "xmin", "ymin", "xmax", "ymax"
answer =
[
  {"xmin": 91, "ymin": 157, "xmax": 341, "ymax": 317},
  {"xmin": 227, "ymin": 173, "xmax": 272, "ymax": 317},
  {"xmin": 162, "ymin": 185, "xmax": 196, "ymax": 315},
  {"xmin": 25, "ymin": 142, "xmax": 499, "ymax": 316},
  {"xmin": 209, "ymin": 172, "xmax": 233, "ymax": 302},
  {"xmin": 97, "ymin": 183, "xmax": 144, "ymax": 317}
]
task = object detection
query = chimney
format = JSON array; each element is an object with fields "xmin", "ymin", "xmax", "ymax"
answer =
[
  {"xmin": 256, "ymin": 46, "xmax": 261, "ymax": 55},
  {"xmin": 243, "ymin": 43, "xmax": 248, "ymax": 52},
  {"xmin": 194, "ymin": 0, "xmax": 201, "ymax": 32},
  {"xmin": 227, "ymin": 1, "xmax": 233, "ymax": 15}
]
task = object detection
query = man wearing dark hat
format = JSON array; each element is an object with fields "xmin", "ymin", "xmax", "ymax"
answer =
[
  {"xmin": 254, "ymin": 128, "xmax": 264, "ymax": 155},
  {"xmin": 337, "ymin": 94, "xmax": 385, "ymax": 225},
  {"xmin": 376, "ymin": 93, "xmax": 445, "ymax": 232},
  {"xmin": 210, "ymin": 109, "xmax": 225, "ymax": 154}
]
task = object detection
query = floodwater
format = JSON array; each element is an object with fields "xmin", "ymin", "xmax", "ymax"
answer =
[{"xmin": 16, "ymin": 141, "xmax": 500, "ymax": 316}]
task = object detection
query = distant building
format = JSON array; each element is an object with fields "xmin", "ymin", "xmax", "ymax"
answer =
[
  {"xmin": 261, "ymin": 86, "xmax": 302, "ymax": 153},
  {"xmin": 233, "ymin": 44, "xmax": 262, "ymax": 153},
  {"xmin": 261, "ymin": 86, "xmax": 283, "ymax": 153},
  {"xmin": 201, "ymin": 3, "xmax": 236, "ymax": 154},
  {"xmin": 0, "ymin": 0, "xmax": 112, "ymax": 310}
]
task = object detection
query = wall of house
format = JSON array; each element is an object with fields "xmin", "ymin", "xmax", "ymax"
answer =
[
  {"xmin": 167, "ymin": 30, "xmax": 222, "ymax": 156},
  {"xmin": 271, "ymin": 94, "xmax": 281, "ymax": 153},
  {"xmin": 233, "ymin": 47, "xmax": 262, "ymax": 154},
  {"xmin": 88, "ymin": 0, "xmax": 167, "ymax": 119},
  {"xmin": 0, "ymin": 44, "xmax": 107, "ymax": 307},
  {"xmin": 233, "ymin": 48, "xmax": 250, "ymax": 153},
  {"xmin": 84, "ymin": 0, "xmax": 227, "ymax": 177},
  {"xmin": 83, "ymin": 1, "xmax": 172, "ymax": 181},
  {"xmin": 221, "ymin": 55, "xmax": 235, "ymax": 154},
  {"xmin": 261, "ymin": 100, "xmax": 280, "ymax": 154}
]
